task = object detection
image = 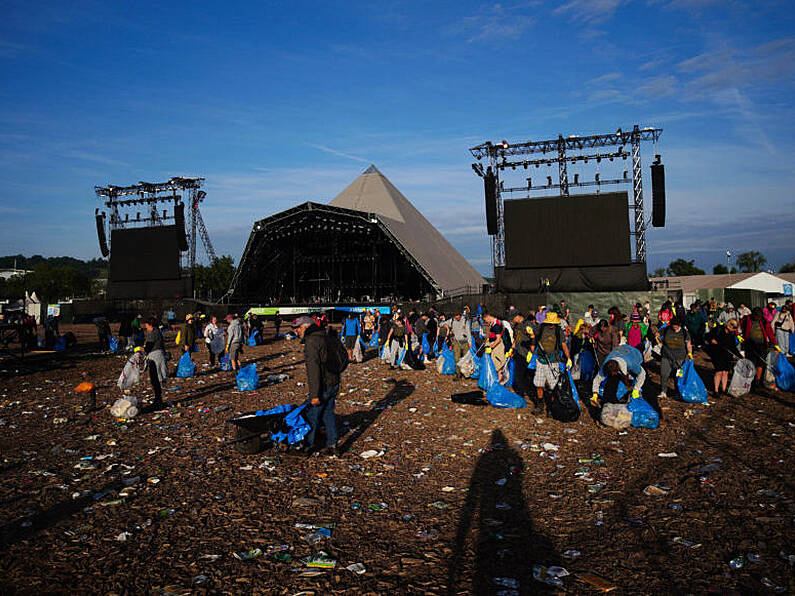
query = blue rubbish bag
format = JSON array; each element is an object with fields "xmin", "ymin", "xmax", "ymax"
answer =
[
  {"xmin": 236, "ymin": 363, "xmax": 259, "ymax": 391},
  {"xmin": 470, "ymin": 348, "xmax": 482, "ymax": 379},
  {"xmin": 441, "ymin": 346, "xmax": 456, "ymax": 375},
  {"xmin": 421, "ymin": 334, "xmax": 431, "ymax": 355},
  {"xmin": 283, "ymin": 403, "xmax": 310, "ymax": 444},
  {"xmin": 788, "ymin": 332, "xmax": 795, "ymax": 356},
  {"xmin": 396, "ymin": 346, "xmax": 407, "ymax": 366},
  {"xmin": 504, "ymin": 358, "xmax": 515, "ymax": 387},
  {"xmin": 108, "ymin": 336, "xmax": 119, "ymax": 352},
  {"xmin": 773, "ymin": 352, "xmax": 795, "ymax": 391},
  {"xmin": 247, "ymin": 331, "xmax": 259, "ymax": 346},
  {"xmin": 369, "ymin": 332, "xmax": 379, "ymax": 349},
  {"xmin": 627, "ymin": 396, "xmax": 659, "ymax": 429},
  {"xmin": 478, "ymin": 351, "xmax": 499, "ymax": 391},
  {"xmin": 579, "ymin": 350, "xmax": 596, "ymax": 381},
  {"xmin": 54, "ymin": 337, "xmax": 67, "ymax": 352},
  {"xmin": 677, "ymin": 359, "xmax": 708, "ymax": 403},
  {"xmin": 176, "ymin": 351, "xmax": 195, "ymax": 378},
  {"xmin": 220, "ymin": 354, "xmax": 232, "ymax": 371},
  {"xmin": 486, "ymin": 382, "xmax": 526, "ymax": 408}
]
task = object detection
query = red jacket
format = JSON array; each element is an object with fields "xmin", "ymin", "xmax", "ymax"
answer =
[{"xmin": 741, "ymin": 315, "xmax": 775, "ymax": 346}]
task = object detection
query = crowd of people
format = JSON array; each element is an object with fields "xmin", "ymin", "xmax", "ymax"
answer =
[
  {"xmin": 341, "ymin": 298, "xmax": 794, "ymax": 413},
  {"xmin": 25, "ymin": 296, "xmax": 794, "ymax": 456}
]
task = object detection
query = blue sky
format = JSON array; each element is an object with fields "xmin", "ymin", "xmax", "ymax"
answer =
[{"xmin": 1, "ymin": 0, "xmax": 793, "ymax": 276}]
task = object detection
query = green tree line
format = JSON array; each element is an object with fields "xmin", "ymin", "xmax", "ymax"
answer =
[{"xmin": 652, "ymin": 251, "xmax": 794, "ymax": 277}]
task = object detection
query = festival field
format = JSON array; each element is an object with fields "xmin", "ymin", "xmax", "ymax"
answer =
[{"xmin": 1, "ymin": 325, "xmax": 793, "ymax": 594}]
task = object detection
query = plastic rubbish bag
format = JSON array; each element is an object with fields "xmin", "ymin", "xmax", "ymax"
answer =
[
  {"xmin": 504, "ymin": 357, "xmax": 515, "ymax": 386},
  {"xmin": 601, "ymin": 403, "xmax": 632, "ymax": 428},
  {"xmin": 352, "ymin": 338, "xmax": 363, "ymax": 363},
  {"xmin": 436, "ymin": 356, "xmax": 445, "ymax": 374},
  {"xmin": 369, "ymin": 332, "xmax": 379, "ymax": 349},
  {"xmin": 579, "ymin": 350, "xmax": 596, "ymax": 381},
  {"xmin": 550, "ymin": 366, "xmax": 580, "ymax": 422},
  {"xmin": 210, "ymin": 333, "xmax": 225, "ymax": 355},
  {"xmin": 380, "ymin": 342, "xmax": 391, "ymax": 361},
  {"xmin": 570, "ymin": 353, "xmax": 582, "ymax": 381},
  {"xmin": 790, "ymin": 332, "xmax": 795, "ymax": 356},
  {"xmin": 247, "ymin": 331, "xmax": 259, "ymax": 346},
  {"xmin": 728, "ymin": 358, "xmax": 755, "ymax": 397},
  {"xmin": 764, "ymin": 350, "xmax": 777, "ymax": 388},
  {"xmin": 396, "ymin": 346, "xmax": 406, "ymax": 366},
  {"xmin": 110, "ymin": 396, "xmax": 140, "ymax": 419},
  {"xmin": 773, "ymin": 352, "xmax": 795, "ymax": 391},
  {"xmin": 220, "ymin": 354, "xmax": 232, "ymax": 371},
  {"xmin": 471, "ymin": 348, "xmax": 482, "ymax": 379},
  {"xmin": 54, "ymin": 337, "xmax": 67, "ymax": 351},
  {"xmin": 441, "ymin": 346, "xmax": 456, "ymax": 375},
  {"xmin": 176, "ymin": 351, "xmax": 195, "ymax": 378},
  {"xmin": 677, "ymin": 359, "xmax": 708, "ymax": 403},
  {"xmin": 627, "ymin": 396, "xmax": 659, "ymax": 429},
  {"xmin": 117, "ymin": 354, "xmax": 142, "ymax": 390},
  {"xmin": 458, "ymin": 350, "xmax": 475, "ymax": 378},
  {"xmin": 486, "ymin": 382, "xmax": 526, "ymax": 408},
  {"xmin": 236, "ymin": 363, "xmax": 259, "ymax": 391},
  {"xmin": 478, "ymin": 352, "xmax": 499, "ymax": 391},
  {"xmin": 109, "ymin": 336, "xmax": 119, "ymax": 352},
  {"xmin": 421, "ymin": 334, "xmax": 431, "ymax": 355}
]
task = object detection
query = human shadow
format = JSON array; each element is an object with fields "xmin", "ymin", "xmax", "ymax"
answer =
[
  {"xmin": 448, "ymin": 428, "xmax": 560, "ymax": 595},
  {"xmin": 336, "ymin": 379, "xmax": 414, "ymax": 454},
  {"xmin": 0, "ymin": 478, "xmax": 123, "ymax": 550}
]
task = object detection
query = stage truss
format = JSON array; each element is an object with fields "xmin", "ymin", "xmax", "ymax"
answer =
[
  {"xmin": 470, "ymin": 125, "xmax": 662, "ymax": 270},
  {"xmin": 94, "ymin": 176, "xmax": 217, "ymax": 271}
]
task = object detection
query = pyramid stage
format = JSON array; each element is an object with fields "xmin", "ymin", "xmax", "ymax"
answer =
[{"xmin": 228, "ymin": 166, "xmax": 485, "ymax": 304}]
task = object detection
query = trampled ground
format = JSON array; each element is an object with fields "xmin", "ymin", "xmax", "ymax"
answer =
[{"xmin": 1, "ymin": 325, "xmax": 793, "ymax": 594}]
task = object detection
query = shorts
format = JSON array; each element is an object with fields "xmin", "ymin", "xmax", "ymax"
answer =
[
  {"xmin": 491, "ymin": 342, "xmax": 506, "ymax": 372},
  {"xmin": 344, "ymin": 336, "xmax": 357, "ymax": 350},
  {"xmin": 533, "ymin": 361, "xmax": 560, "ymax": 390},
  {"xmin": 229, "ymin": 341, "xmax": 242, "ymax": 362}
]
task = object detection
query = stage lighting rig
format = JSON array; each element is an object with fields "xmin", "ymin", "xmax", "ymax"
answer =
[{"xmin": 470, "ymin": 124, "xmax": 663, "ymax": 268}]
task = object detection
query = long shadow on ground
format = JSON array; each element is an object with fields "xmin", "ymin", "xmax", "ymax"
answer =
[
  {"xmin": 447, "ymin": 428, "xmax": 560, "ymax": 594},
  {"xmin": 336, "ymin": 378, "xmax": 414, "ymax": 454}
]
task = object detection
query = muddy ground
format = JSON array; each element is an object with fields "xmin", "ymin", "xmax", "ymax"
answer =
[{"xmin": 1, "ymin": 324, "xmax": 793, "ymax": 594}]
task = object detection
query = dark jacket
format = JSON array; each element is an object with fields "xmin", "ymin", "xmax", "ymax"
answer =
[
  {"xmin": 180, "ymin": 321, "xmax": 196, "ymax": 349},
  {"xmin": 304, "ymin": 324, "xmax": 341, "ymax": 400}
]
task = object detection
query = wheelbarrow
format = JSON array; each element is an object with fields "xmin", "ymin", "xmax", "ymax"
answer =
[{"xmin": 226, "ymin": 403, "xmax": 310, "ymax": 455}]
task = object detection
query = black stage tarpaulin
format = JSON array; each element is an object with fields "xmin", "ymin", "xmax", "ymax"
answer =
[
  {"xmin": 504, "ymin": 192, "xmax": 631, "ymax": 269},
  {"xmin": 496, "ymin": 263, "xmax": 648, "ymax": 292}
]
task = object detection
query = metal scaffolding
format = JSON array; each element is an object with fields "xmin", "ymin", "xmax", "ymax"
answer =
[{"xmin": 470, "ymin": 125, "xmax": 662, "ymax": 269}]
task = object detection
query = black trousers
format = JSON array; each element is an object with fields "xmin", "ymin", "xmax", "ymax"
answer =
[
  {"xmin": 149, "ymin": 365, "xmax": 162, "ymax": 405},
  {"xmin": 207, "ymin": 343, "xmax": 216, "ymax": 365}
]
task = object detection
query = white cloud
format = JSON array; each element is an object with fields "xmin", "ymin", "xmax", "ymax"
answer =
[
  {"xmin": 449, "ymin": 3, "xmax": 536, "ymax": 43},
  {"xmin": 554, "ymin": 0, "xmax": 627, "ymax": 24}
]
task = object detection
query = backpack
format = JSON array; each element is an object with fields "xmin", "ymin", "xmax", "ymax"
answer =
[
  {"xmin": 324, "ymin": 328, "xmax": 350, "ymax": 375},
  {"xmin": 538, "ymin": 324, "xmax": 559, "ymax": 355}
]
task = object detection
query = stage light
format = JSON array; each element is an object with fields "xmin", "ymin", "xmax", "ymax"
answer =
[
  {"xmin": 584, "ymin": 157, "xmax": 588, "ymax": 163},
  {"xmin": 574, "ymin": 174, "xmax": 579, "ymax": 184},
  {"xmin": 511, "ymin": 164, "xmax": 516, "ymax": 170},
  {"xmin": 546, "ymin": 176, "xmax": 552, "ymax": 186},
  {"xmin": 618, "ymin": 145, "xmax": 623, "ymax": 153},
  {"xmin": 501, "ymin": 140, "xmax": 509, "ymax": 149},
  {"xmin": 535, "ymin": 163, "xmax": 540, "ymax": 168},
  {"xmin": 623, "ymin": 170, "xmax": 628, "ymax": 179},
  {"xmin": 596, "ymin": 155, "xmax": 601, "ymax": 163},
  {"xmin": 595, "ymin": 173, "xmax": 600, "ymax": 182},
  {"xmin": 617, "ymin": 128, "xmax": 622, "ymax": 136},
  {"xmin": 523, "ymin": 162, "xmax": 528, "ymax": 169},
  {"xmin": 527, "ymin": 177, "xmax": 532, "ymax": 187}
]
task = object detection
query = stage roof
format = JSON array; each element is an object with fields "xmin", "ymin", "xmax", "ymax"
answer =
[{"xmin": 330, "ymin": 165, "xmax": 485, "ymax": 294}]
